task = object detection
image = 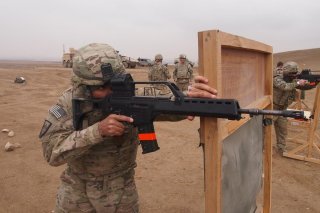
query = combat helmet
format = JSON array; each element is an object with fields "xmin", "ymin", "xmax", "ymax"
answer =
[
  {"xmin": 179, "ymin": 54, "xmax": 187, "ymax": 59},
  {"xmin": 72, "ymin": 43, "xmax": 125, "ymax": 86},
  {"xmin": 155, "ymin": 54, "xmax": 163, "ymax": 60},
  {"xmin": 282, "ymin": 61, "xmax": 299, "ymax": 75}
]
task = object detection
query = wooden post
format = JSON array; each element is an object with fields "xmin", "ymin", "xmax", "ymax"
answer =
[
  {"xmin": 263, "ymin": 52, "xmax": 273, "ymax": 213},
  {"xmin": 198, "ymin": 30, "xmax": 223, "ymax": 213},
  {"xmin": 198, "ymin": 30, "xmax": 273, "ymax": 213}
]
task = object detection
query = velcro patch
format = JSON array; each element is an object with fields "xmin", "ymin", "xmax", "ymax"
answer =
[
  {"xmin": 49, "ymin": 105, "xmax": 67, "ymax": 120},
  {"xmin": 39, "ymin": 120, "xmax": 52, "ymax": 138}
]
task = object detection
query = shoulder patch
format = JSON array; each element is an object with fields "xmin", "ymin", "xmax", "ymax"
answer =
[
  {"xmin": 39, "ymin": 120, "xmax": 52, "ymax": 138},
  {"xmin": 49, "ymin": 105, "xmax": 67, "ymax": 120}
]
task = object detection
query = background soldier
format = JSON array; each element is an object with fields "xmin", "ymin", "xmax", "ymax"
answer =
[
  {"xmin": 173, "ymin": 54, "xmax": 193, "ymax": 92},
  {"xmin": 275, "ymin": 61, "xmax": 284, "ymax": 74},
  {"xmin": 39, "ymin": 43, "xmax": 217, "ymax": 213},
  {"xmin": 273, "ymin": 61, "xmax": 308, "ymax": 155},
  {"xmin": 148, "ymin": 54, "xmax": 171, "ymax": 95}
]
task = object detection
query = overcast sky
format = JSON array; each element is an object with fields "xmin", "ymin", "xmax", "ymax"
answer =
[{"xmin": 0, "ymin": 0, "xmax": 319, "ymax": 61}]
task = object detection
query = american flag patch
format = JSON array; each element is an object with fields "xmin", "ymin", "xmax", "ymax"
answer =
[{"xmin": 49, "ymin": 105, "xmax": 67, "ymax": 119}]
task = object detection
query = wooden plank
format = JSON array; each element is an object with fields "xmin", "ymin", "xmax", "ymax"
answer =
[
  {"xmin": 198, "ymin": 30, "xmax": 273, "ymax": 213},
  {"xmin": 283, "ymin": 153, "xmax": 320, "ymax": 164},
  {"xmin": 198, "ymin": 30, "xmax": 222, "ymax": 213},
  {"xmin": 223, "ymin": 95, "xmax": 272, "ymax": 140},
  {"xmin": 198, "ymin": 30, "xmax": 272, "ymax": 53},
  {"xmin": 308, "ymin": 86, "xmax": 320, "ymax": 156},
  {"xmin": 221, "ymin": 48, "xmax": 266, "ymax": 106},
  {"xmin": 218, "ymin": 30, "xmax": 273, "ymax": 53},
  {"xmin": 287, "ymin": 139, "xmax": 307, "ymax": 144},
  {"xmin": 313, "ymin": 143, "xmax": 320, "ymax": 154},
  {"xmin": 264, "ymin": 52, "xmax": 273, "ymax": 97},
  {"xmin": 284, "ymin": 144, "xmax": 308, "ymax": 155},
  {"xmin": 263, "ymin": 52, "xmax": 273, "ymax": 213}
]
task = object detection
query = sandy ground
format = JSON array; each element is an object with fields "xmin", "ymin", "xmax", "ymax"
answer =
[{"xmin": 0, "ymin": 61, "xmax": 319, "ymax": 213}]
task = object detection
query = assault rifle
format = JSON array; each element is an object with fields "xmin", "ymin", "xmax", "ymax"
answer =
[
  {"xmin": 73, "ymin": 64, "xmax": 305, "ymax": 154},
  {"xmin": 284, "ymin": 69, "xmax": 320, "ymax": 90}
]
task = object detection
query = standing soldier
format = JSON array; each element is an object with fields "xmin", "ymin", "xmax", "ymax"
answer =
[
  {"xmin": 275, "ymin": 61, "xmax": 284, "ymax": 74},
  {"xmin": 173, "ymin": 54, "xmax": 193, "ymax": 92},
  {"xmin": 39, "ymin": 43, "xmax": 218, "ymax": 213},
  {"xmin": 273, "ymin": 61, "xmax": 308, "ymax": 155},
  {"xmin": 148, "ymin": 54, "xmax": 171, "ymax": 95}
]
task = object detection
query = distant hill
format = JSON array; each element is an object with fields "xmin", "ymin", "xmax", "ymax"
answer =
[{"xmin": 274, "ymin": 48, "xmax": 320, "ymax": 71}]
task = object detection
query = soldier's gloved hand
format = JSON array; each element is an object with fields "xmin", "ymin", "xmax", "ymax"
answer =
[
  {"xmin": 297, "ymin": 79, "xmax": 308, "ymax": 86},
  {"xmin": 186, "ymin": 76, "xmax": 218, "ymax": 121},
  {"xmin": 98, "ymin": 114, "xmax": 133, "ymax": 137}
]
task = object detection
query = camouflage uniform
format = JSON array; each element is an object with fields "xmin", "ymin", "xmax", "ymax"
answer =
[
  {"xmin": 273, "ymin": 61, "xmax": 299, "ymax": 152},
  {"xmin": 40, "ymin": 43, "xmax": 139, "ymax": 213},
  {"xmin": 173, "ymin": 54, "xmax": 193, "ymax": 92},
  {"xmin": 148, "ymin": 54, "xmax": 171, "ymax": 95}
]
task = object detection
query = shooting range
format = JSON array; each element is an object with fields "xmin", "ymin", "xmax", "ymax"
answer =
[{"xmin": 198, "ymin": 30, "xmax": 273, "ymax": 213}]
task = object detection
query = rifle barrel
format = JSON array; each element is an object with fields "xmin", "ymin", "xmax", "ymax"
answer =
[{"xmin": 238, "ymin": 109, "xmax": 304, "ymax": 119}]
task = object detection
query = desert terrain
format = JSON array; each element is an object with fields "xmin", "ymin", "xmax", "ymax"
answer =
[
  {"xmin": 273, "ymin": 48, "xmax": 320, "ymax": 71},
  {"xmin": 0, "ymin": 54, "xmax": 319, "ymax": 213}
]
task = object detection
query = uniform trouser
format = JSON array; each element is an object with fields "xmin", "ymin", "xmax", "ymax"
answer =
[
  {"xmin": 55, "ymin": 169, "xmax": 139, "ymax": 213},
  {"xmin": 175, "ymin": 81, "xmax": 189, "ymax": 92},
  {"xmin": 273, "ymin": 115, "xmax": 288, "ymax": 151}
]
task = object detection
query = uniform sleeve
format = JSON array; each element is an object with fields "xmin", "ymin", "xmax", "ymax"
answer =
[
  {"xmin": 164, "ymin": 66, "xmax": 171, "ymax": 79},
  {"xmin": 39, "ymin": 92, "xmax": 104, "ymax": 167},
  {"xmin": 188, "ymin": 65, "xmax": 194, "ymax": 80},
  {"xmin": 273, "ymin": 76, "xmax": 298, "ymax": 91},
  {"xmin": 173, "ymin": 65, "xmax": 177, "ymax": 80}
]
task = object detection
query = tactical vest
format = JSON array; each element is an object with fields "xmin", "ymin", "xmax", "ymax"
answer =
[
  {"xmin": 150, "ymin": 64, "xmax": 168, "ymax": 81},
  {"xmin": 176, "ymin": 63, "xmax": 190, "ymax": 79},
  {"xmin": 273, "ymin": 76, "xmax": 296, "ymax": 109},
  {"xmin": 68, "ymin": 88, "xmax": 138, "ymax": 179}
]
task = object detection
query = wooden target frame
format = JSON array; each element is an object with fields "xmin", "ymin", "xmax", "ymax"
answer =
[
  {"xmin": 284, "ymin": 85, "xmax": 320, "ymax": 164},
  {"xmin": 198, "ymin": 30, "xmax": 273, "ymax": 213}
]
